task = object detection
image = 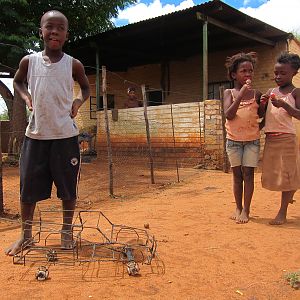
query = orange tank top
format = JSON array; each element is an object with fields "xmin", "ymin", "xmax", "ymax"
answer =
[
  {"xmin": 225, "ymin": 90, "xmax": 260, "ymax": 141},
  {"xmin": 264, "ymin": 87, "xmax": 296, "ymax": 135}
]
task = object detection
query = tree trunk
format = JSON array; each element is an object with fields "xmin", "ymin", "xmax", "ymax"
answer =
[
  {"xmin": 8, "ymin": 92, "xmax": 27, "ymax": 156},
  {"xmin": 0, "ymin": 80, "xmax": 13, "ymax": 119}
]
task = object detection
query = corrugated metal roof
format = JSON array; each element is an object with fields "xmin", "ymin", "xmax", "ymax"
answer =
[{"xmin": 68, "ymin": 0, "xmax": 290, "ymax": 72}]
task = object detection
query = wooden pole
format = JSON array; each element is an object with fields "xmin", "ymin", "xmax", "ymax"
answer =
[
  {"xmin": 219, "ymin": 86, "xmax": 230, "ymax": 173},
  {"xmin": 202, "ymin": 19, "xmax": 208, "ymax": 101},
  {"xmin": 170, "ymin": 104, "xmax": 180, "ymax": 183},
  {"xmin": 102, "ymin": 66, "xmax": 114, "ymax": 196},
  {"xmin": 0, "ymin": 121, "xmax": 3, "ymax": 214},
  {"xmin": 141, "ymin": 84, "xmax": 155, "ymax": 184},
  {"xmin": 95, "ymin": 49, "xmax": 100, "ymax": 109}
]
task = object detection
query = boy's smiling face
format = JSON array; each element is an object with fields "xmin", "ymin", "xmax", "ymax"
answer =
[{"xmin": 39, "ymin": 11, "xmax": 69, "ymax": 50}]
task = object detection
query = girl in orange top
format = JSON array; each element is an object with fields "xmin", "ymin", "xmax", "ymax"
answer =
[
  {"xmin": 223, "ymin": 52, "xmax": 264, "ymax": 224},
  {"xmin": 260, "ymin": 52, "xmax": 300, "ymax": 225}
]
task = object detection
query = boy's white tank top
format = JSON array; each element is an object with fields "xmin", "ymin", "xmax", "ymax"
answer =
[{"xmin": 26, "ymin": 51, "xmax": 79, "ymax": 139}]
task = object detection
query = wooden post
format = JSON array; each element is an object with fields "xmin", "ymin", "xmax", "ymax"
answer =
[
  {"xmin": 202, "ymin": 19, "xmax": 208, "ymax": 101},
  {"xmin": 141, "ymin": 84, "xmax": 155, "ymax": 184},
  {"xmin": 170, "ymin": 104, "xmax": 180, "ymax": 183},
  {"xmin": 0, "ymin": 121, "xmax": 3, "ymax": 214},
  {"xmin": 102, "ymin": 66, "xmax": 114, "ymax": 196},
  {"xmin": 219, "ymin": 86, "xmax": 230, "ymax": 173},
  {"xmin": 96, "ymin": 49, "xmax": 100, "ymax": 109}
]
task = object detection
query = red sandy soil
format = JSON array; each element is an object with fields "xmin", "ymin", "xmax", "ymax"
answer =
[{"xmin": 0, "ymin": 162, "xmax": 300, "ymax": 300}]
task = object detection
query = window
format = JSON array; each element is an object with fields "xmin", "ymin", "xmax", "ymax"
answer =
[
  {"xmin": 89, "ymin": 95, "xmax": 115, "ymax": 119},
  {"xmin": 208, "ymin": 81, "xmax": 233, "ymax": 100},
  {"xmin": 146, "ymin": 90, "xmax": 163, "ymax": 106}
]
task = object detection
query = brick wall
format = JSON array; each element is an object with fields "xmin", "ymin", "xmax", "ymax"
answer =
[
  {"xmin": 288, "ymin": 39, "xmax": 300, "ymax": 142},
  {"xmin": 75, "ymin": 41, "xmax": 289, "ymax": 133},
  {"xmin": 76, "ymin": 40, "xmax": 300, "ymax": 168},
  {"xmin": 96, "ymin": 100, "xmax": 224, "ymax": 169}
]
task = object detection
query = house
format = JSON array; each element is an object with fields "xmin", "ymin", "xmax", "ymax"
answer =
[{"xmin": 68, "ymin": 0, "xmax": 300, "ymax": 169}]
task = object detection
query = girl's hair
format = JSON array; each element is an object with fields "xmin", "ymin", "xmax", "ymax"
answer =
[
  {"xmin": 277, "ymin": 52, "xmax": 300, "ymax": 71},
  {"xmin": 225, "ymin": 52, "xmax": 257, "ymax": 80}
]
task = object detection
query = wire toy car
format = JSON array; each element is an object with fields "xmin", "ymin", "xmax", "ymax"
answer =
[{"xmin": 12, "ymin": 210, "xmax": 162, "ymax": 279}]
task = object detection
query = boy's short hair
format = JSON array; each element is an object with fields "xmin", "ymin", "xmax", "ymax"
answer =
[{"xmin": 40, "ymin": 10, "xmax": 69, "ymax": 28}]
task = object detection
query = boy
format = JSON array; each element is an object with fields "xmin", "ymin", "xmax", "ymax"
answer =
[{"xmin": 5, "ymin": 10, "xmax": 90, "ymax": 256}]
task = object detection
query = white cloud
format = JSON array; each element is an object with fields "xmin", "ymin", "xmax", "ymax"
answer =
[
  {"xmin": 114, "ymin": 0, "xmax": 195, "ymax": 24},
  {"xmin": 240, "ymin": 0, "xmax": 300, "ymax": 34}
]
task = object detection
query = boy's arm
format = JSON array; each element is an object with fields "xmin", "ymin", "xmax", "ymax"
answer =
[
  {"xmin": 71, "ymin": 58, "xmax": 90, "ymax": 118},
  {"xmin": 13, "ymin": 55, "xmax": 33, "ymax": 111}
]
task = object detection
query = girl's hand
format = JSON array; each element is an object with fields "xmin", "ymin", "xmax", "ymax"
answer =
[
  {"xmin": 239, "ymin": 81, "xmax": 252, "ymax": 98},
  {"xmin": 271, "ymin": 96, "xmax": 285, "ymax": 108},
  {"xmin": 245, "ymin": 79, "xmax": 252, "ymax": 89},
  {"xmin": 269, "ymin": 92, "xmax": 285, "ymax": 107},
  {"xmin": 260, "ymin": 94, "xmax": 269, "ymax": 105}
]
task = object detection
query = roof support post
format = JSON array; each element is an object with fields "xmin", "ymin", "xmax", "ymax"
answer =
[
  {"xmin": 202, "ymin": 18, "xmax": 208, "ymax": 101},
  {"xmin": 95, "ymin": 48, "xmax": 100, "ymax": 109}
]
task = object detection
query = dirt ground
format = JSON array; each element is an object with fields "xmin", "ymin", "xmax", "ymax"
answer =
[{"xmin": 1, "ymin": 162, "xmax": 300, "ymax": 300}]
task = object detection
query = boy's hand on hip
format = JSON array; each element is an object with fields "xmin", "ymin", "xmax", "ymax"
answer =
[
  {"xmin": 25, "ymin": 96, "xmax": 33, "ymax": 111},
  {"xmin": 71, "ymin": 98, "xmax": 83, "ymax": 118}
]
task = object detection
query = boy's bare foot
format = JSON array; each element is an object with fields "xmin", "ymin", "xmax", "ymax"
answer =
[
  {"xmin": 230, "ymin": 208, "xmax": 241, "ymax": 220},
  {"xmin": 236, "ymin": 210, "xmax": 249, "ymax": 224},
  {"xmin": 5, "ymin": 238, "xmax": 33, "ymax": 256},
  {"xmin": 61, "ymin": 230, "xmax": 74, "ymax": 249}
]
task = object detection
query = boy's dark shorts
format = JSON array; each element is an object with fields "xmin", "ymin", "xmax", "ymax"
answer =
[{"xmin": 20, "ymin": 136, "xmax": 81, "ymax": 203}]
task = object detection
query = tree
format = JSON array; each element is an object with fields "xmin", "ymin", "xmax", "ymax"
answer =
[
  {"xmin": 0, "ymin": 0, "xmax": 137, "ymax": 150},
  {"xmin": 0, "ymin": 0, "xmax": 136, "ymax": 72}
]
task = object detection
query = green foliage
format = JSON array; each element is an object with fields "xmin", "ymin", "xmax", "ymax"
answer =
[
  {"xmin": 285, "ymin": 271, "xmax": 300, "ymax": 289},
  {"xmin": 0, "ymin": 0, "xmax": 137, "ymax": 72},
  {"xmin": 0, "ymin": 109, "xmax": 9, "ymax": 121}
]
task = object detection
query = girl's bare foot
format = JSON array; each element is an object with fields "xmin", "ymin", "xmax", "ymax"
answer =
[
  {"xmin": 236, "ymin": 209, "xmax": 249, "ymax": 224},
  {"xmin": 269, "ymin": 211, "xmax": 287, "ymax": 225},
  {"xmin": 5, "ymin": 238, "xmax": 33, "ymax": 256},
  {"xmin": 269, "ymin": 217, "xmax": 287, "ymax": 225},
  {"xmin": 230, "ymin": 208, "xmax": 242, "ymax": 220}
]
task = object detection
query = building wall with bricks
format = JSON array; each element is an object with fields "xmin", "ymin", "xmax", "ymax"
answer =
[
  {"xmin": 288, "ymin": 38, "xmax": 300, "ymax": 139},
  {"xmin": 75, "ymin": 40, "xmax": 289, "ymax": 132},
  {"xmin": 75, "ymin": 39, "xmax": 300, "ymax": 168},
  {"xmin": 96, "ymin": 100, "xmax": 223, "ymax": 170}
]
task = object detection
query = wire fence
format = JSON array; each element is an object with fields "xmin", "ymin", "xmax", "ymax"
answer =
[{"xmin": 0, "ymin": 65, "xmax": 225, "ymax": 214}]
